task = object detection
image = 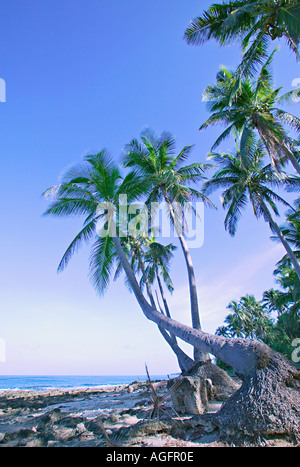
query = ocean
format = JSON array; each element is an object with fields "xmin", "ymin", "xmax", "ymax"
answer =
[{"xmin": 0, "ymin": 375, "xmax": 168, "ymax": 392}]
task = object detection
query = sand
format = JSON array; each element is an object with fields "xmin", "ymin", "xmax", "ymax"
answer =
[{"xmin": 0, "ymin": 380, "xmax": 295, "ymax": 447}]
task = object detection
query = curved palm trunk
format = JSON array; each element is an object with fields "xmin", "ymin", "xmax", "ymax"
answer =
[
  {"xmin": 112, "ymin": 234, "xmax": 300, "ymax": 443},
  {"xmin": 156, "ymin": 273, "xmax": 172, "ymax": 319},
  {"xmin": 156, "ymin": 273, "xmax": 196, "ymax": 371},
  {"xmin": 260, "ymin": 201, "xmax": 300, "ymax": 280},
  {"xmin": 113, "ymin": 234, "xmax": 264, "ymax": 376},
  {"xmin": 164, "ymin": 194, "xmax": 210, "ymax": 363},
  {"xmin": 139, "ymin": 253, "xmax": 195, "ymax": 372}
]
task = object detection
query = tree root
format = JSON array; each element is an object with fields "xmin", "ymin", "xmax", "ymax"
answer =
[{"xmin": 211, "ymin": 351, "xmax": 300, "ymax": 445}]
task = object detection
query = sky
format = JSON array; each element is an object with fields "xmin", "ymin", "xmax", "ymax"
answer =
[{"xmin": 0, "ymin": 0, "xmax": 299, "ymax": 376}]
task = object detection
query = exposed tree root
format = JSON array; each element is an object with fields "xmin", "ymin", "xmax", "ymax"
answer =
[{"xmin": 212, "ymin": 351, "xmax": 300, "ymax": 445}]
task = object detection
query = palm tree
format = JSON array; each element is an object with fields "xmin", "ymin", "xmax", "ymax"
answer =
[
  {"xmin": 122, "ymin": 128, "xmax": 214, "ymax": 362},
  {"xmin": 200, "ymin": 51, "xmax": 300, "ymax": 173},
  {"xmin": 140, "ymin": 238, "xmax": 175, "ymax": 314},
  {"xmin": 203, "ymin": 129, "xmax": 300, "ymax": 279},
  {"xmin": 43, "ymin": 148, "xmax": 300, "ymax": 442},
  {"xmin": 216, "ymin": 295, "xmax": 274, "ymax": 341},
  {"xmin": 184, "ymin": 0, "xmax": 300, "ymax": 80},
  {"xmin": 115, "ymin": 234, "xmax": 195, "ymax": 372},
  {"xmin": 44, "ymin": 153, "xmax": 195, "ymax": 372},
  {"xmin": 262, "ymin": 259, "xmax": 300, "ymax": 357}
]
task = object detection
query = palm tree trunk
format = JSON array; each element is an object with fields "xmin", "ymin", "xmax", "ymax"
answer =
[
  {"xmin": 112, "ymin": 234, "xmax": 262, "ymax": 375},
  {"xmin": 260, "ymin": 201, "xmax": 300, "ymax": 280},
  {"xmin": 158, "ymin": 326, "xmax": 195, "ymax": 373},
  {"xmin": 163, "ymin": 194, "xmax": 210, "ymax": 363},
  {"xmin": 112, "ymin": 234, "xmax": 300, "ymax": 443},
  {"xmin": 139, "ymin": 251, "xmax": 195, "ymax": 372},
  {"xmin": 156, "ymin": 273, "xmax": 172, "ymax": 319},
  {"xmin": 156, "ymin": 272, "xmax": 196, "ymax": 370}
]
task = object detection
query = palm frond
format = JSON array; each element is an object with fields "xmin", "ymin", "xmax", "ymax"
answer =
[
  {"xmin": 57, "ymin": 220, "xmax": 97, "ymax": 273},
  {"xmin": 88, "ymin": 236, "xmax": 116, "ymax": 296}
]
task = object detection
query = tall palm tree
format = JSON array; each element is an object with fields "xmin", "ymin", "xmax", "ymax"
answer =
[
  {"xmin": 203, "ymin": 129, "xmax": 300, "ymax": 279},
  {"xmin": 42, "ymin": 147, "xmax": 257, "ymax": 372},
  {"xmin": 43, "ymin": 153, "xmax": 195, "ymax": 372},
  {"xmin": 122, "ymin": 128, "xmax": 214, "ymax": 362},
  {"xmin": 43, "ymin": 149, "xmax": 300, "ymax": 442},
  {"xmin": 201, "ymin": 51, "xmax": 300, "ymax": 173},
  {"xmin": 184, "ymin": 0, "xmax": 300, "ymax": 80}
]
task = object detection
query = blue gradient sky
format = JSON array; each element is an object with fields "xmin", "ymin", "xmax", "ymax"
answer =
[{"xmin": 0, "ymin": 0, "xmax": 299, "ymax": 375}]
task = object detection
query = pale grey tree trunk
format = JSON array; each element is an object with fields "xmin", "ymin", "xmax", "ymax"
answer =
[
  {"xmin": 112, "ymin": 235, "xmax": 267, "ymax": 376},
  {"xmin": 139, "ymin": 252, "xmax": 195, "ymax": 372},
  {"xmin": 156, "ymin": 273, "xmax": 171, "ymax": 319},
  {"xmin": 164, "ymin": 194, "xmax": 210, "ymax": 363}
]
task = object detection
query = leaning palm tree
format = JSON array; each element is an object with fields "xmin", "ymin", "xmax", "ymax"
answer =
[
  {"xmin": 144, "ymin": 239, "xmax": 177, "ymax": 319},
  {"xmin": 184, "ymin": 0, "xmax": 300, "ymax": 82},
  {"xmin": 43, "ymin": 153, "xmax": 194, "ymax": 373},
  {"xmin": 122, "ymin": 128, "xmax": 214, "ymax": 362},
  {"xmin": 201, "ymin": 51, "xmax": 300, "ymax": 173},
  {"xmin": 115, "ymin": 234, "xmax": 195, "ymax": 372},
  {"xmin": 43, "ymin": 148, "xmax": 300, "ymax": 444},
  {"xmin": 203, "ymin": 129, "xmax": 300, "ymax": 279}
]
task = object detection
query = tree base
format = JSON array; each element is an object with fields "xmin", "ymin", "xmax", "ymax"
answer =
[{"xmin": 213, "ymin": 351, "xmax": 300, "ymax": 445}]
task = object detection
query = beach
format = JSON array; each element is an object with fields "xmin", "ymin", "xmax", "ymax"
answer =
[
  {"xmin": 0, "ymin": 378, "xmax": 295, "ymax": 448},
  {"xmin": 0, "ymin": 378, "xmax": 226, "ymax": 447}
]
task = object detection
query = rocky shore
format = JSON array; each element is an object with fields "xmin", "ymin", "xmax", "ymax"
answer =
[
  {"xmin": 0, "ymin": 374, "xmax": 295, "ymax": 447},
  {"xmin": 0, "ymin": 377, "xmax": 226, "ymax": 447}
]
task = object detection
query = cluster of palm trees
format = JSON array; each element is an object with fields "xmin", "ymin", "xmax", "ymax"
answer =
[
  {"xmin": 183, "ymin": 0, "xmax": 300, "ymax": 362},
  {"xmin": 43, "ymin": 0, "xmax": 300, "ymax": 422},
  {"xmin": 43, "ymin": 131, "xmax": 215, "ymax": 372},
  {"xmin": 216, "ymin": 251, "xmax": 300, "ymax": 359}
]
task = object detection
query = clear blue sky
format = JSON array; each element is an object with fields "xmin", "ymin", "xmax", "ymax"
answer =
[{"xmin": 0, "ymin": 0, "xmax": 299, "ymax": 375}]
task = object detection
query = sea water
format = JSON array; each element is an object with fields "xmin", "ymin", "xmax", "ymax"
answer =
[{"xmin": 0, "ymin": 374, "xmax": 168, "ymax": 392}]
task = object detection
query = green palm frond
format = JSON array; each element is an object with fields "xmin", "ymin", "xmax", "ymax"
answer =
[
  {"xmin": 58, "ymin": 219, "xmax": 97, "ymax": 273},
  {"xmin": 184, "ymin": 0, "xmax": 300, "ymax": 60},
  {"xmin": 88, "ymin": 235, "xmax": 116, "ymax": 296},
  {"xmin": 43, "ymin": 198, "xmax": 98, "ymax": 218}
]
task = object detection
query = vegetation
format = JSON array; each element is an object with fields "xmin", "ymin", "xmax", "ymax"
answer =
[
  {"xmin": 42, "ymin": 1, "xmax": 300, "ymax": 445},
  {"xmin": 184, "ymin": 0, "xmax": 300, "ymax": 87}
]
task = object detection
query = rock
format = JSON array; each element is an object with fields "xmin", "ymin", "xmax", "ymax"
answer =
[
  {"xmin": 52, "ymin": 426, "xmax": 77, "ymax": 442},
  {"xmin": 124, "ymin": 419, "xmax": 174, "ymax": 440},
  {"xmin": 109, "ymin": 412, "xmax": 121, "ymax": 424},
  {"xmin": 183, "ymin": 363, "xmax": 240, "ymax": 401},
  {"xmin": 127, "ymin": 386, "xmax": 134, "ymax": 393},
  {"xmin": 167, "ymin": 376, "xmax": 212, "ymax": 415}
]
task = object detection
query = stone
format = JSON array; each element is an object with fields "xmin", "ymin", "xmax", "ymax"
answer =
[
  {"xmin": 183, "ymin": 362, "xmax": 240, "ymax": 400},
  {"xmin": 167, "ymin": 376, "xmax": 212, "ymax": 415}
]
